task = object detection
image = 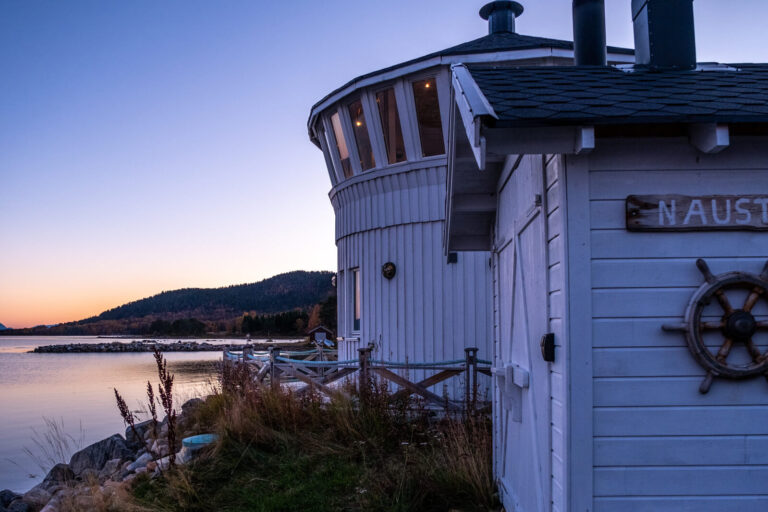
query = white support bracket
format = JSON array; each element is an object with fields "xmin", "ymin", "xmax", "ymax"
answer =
[
  {"xmin": 575, "ymin": 126, "xmax": 595, "ymax": 155},
  {"xmin": 689, "ymin": 123, "xmax": 730, "ymax": 154},
  {"xmin": 491, "ymin": 363, "xmax": 530, "ymax": 422}
]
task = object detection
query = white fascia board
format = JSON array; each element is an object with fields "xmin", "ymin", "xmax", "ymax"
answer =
[
  {"xmin": 451, "ymin": 64, "xmax": 497, "ymax": 171},
  {"xmin": 485, "ymin": 125, "xmax": 596, "ymax": 156}
]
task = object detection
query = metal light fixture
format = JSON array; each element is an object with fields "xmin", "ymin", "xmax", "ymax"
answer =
[{"xmin": 382, "ymin": 262, "xmax": 396, "ymax": 279}]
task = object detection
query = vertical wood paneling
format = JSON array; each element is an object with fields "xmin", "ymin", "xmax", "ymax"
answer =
[
  {"xmin": 333, "ymin": 161, "xmax": 493, "ymax": 397},
  {"xmin": 545, "ymin": 155, "xmax": 567, "ymax": 512}
]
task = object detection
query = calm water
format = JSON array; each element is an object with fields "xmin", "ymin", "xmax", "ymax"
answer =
[{"xmin": 0, "ymin": 336, "xmax": 298, "ymax": 492}]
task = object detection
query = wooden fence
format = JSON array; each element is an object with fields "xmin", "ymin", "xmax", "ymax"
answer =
[{"xmin": 224, "ymin": 344, "xmax": 492, "ymax": 412}]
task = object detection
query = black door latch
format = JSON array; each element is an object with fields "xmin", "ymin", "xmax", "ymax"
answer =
[{"xmin": 540, "ymin": 333, "xmax": 555, "ymax": 362}]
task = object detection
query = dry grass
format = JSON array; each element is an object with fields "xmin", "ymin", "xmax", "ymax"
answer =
[
  {"xmin": 131, "ymin": 363, "xmax": 498, "ymax": 511},
  {"xmin": 22, "ymin": 417, "xmax": 86, "ymax": 477}
]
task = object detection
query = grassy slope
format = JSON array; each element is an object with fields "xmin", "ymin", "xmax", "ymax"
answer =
[{"xmin": 131, "ymin": 377, "xmax": 497, "ymax": 512}]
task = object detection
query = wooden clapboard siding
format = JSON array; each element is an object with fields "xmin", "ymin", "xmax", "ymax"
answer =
[
  {"xmin": 585, "ymin": 138, "xmax": 768, "ymax": 510},
  {"xmin": 333, "ymin": 160, "xmax": 492, "ymax": 396},
  {"xmin": 594, "ymin": 435, "xmax": 768, "ymax": 465},
  {"xmin": 594, "ymin": 496, "xmax": 768, "ymax": 512}
]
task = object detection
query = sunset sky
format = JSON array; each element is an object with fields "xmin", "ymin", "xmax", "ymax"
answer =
[{"xmin": 2, "ymin": 0, "xmax": 766, "ymax": 328}]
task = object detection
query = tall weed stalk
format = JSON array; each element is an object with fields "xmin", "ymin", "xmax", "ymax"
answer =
[{"xmin": 154, "ymin": 348, "xmax": 177, "ymax": 468}]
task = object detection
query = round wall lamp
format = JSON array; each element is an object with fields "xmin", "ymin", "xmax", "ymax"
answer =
[{"xmin": 382, "ymin": 262, "xmax": 396, "ymax": 280}]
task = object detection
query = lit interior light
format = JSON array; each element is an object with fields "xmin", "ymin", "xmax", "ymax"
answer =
[
  {"xmin": 355, "ymin": 121, "xmax": 363, "ymax": 126},
  {"xmin": 425, "ymin": 82, "xmax": 431, "ymax": 88}
]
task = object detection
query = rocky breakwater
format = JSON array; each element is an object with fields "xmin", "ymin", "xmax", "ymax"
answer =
[
  {"xmin": 0, "ymin": 399, "xmax": 207, "ymax": 512},
  {"xmin": 31, "ymin": 339, "xmax": 306, "ymax": 353}
]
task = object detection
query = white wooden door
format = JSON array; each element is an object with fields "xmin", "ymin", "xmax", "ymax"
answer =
[{"xmin": 494, "ymin": 193, "xmax": 551, "ymax": 512}]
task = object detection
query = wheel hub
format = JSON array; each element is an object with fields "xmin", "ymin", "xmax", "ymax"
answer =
[{"xmin": 724, "ymin": 310, "xmax": 757, "ymax": 341}]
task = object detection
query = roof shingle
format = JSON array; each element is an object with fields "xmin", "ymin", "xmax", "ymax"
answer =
[{"xmin": 469, "ymin": 65, "xmax": 768, "ymax": 126}]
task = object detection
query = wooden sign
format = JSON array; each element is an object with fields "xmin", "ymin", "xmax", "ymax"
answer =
[{"xmin": 626, "ymin": 194, "xmax": 768, "ymax": 231}]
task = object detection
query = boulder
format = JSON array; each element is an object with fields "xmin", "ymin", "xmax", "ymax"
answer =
[
  {"xmin": 126, "ymin": 452, "xmax": 152, "ymax": 473},
  {"xmin": 150, "ymin": 440, "xmax": 169, "ymax": 457},
  {"xmin": 69, "ymin": 435, "xmax": 132, "ymax": 476},
  {"xmin": 39, "ymin": 464, "xmax": 74, "ymax": 492},
  {"xmin": 0, "ymin": 490, "xmax": 20, "ymax": 508},
  {"xmin": 79, "ymin": 468, "xmax": 100, "ymax": 485},
  {"xmin": 21, "ymin": 486, "xmax": 50, "ymax": 510},
  {"xmin": 7, "ymin": 502, "xmax": 30, "ymax": 512},
  {"xmin": 126, "ymin": 419, "xmax": 155, "ymax": 449},
  {"xmin": 98, "ymin": 458, "xmax": 123, "ymax": 481},
  {"xmin": 38, "ymin": 497, "xmax": 60, "ymax": 512},
  {"xmin": 181, "ymin": 398, "xmax": 203, "ymax": 418}
]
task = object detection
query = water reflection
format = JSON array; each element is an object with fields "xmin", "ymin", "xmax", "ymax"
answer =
[{"xmin": 0, "ymin": 337, "xmax": 255, "ymax": 492}]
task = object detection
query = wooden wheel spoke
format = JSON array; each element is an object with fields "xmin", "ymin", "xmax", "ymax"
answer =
[
  {"xmin": 745, "ymin": 338, "xmax": 764, "ymax": 363},
  {"xmin": 758, "ymin": 321, "xmax": 768, "ymax": 329},
  {"xmin": 715, "ymin": 338, "xmax": 734, "ymax": 362},
  {"xmin": 744, "ymin": 286, "xmax": 766, "ymax": 313},
  {"xmin": 701, "ymin": 321, "xmax": 724, "ymax": 330},
  {"xmin": 714, "ymin": 289, "xmax": 734, "ymax": 314}
]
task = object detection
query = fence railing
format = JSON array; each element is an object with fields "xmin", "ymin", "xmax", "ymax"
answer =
[{"xmin": 224, "ymin": 344, "xmax": 491, "ymax": 412}]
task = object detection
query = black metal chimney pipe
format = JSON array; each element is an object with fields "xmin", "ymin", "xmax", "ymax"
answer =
[
  {"xmin": 572, "ymin": 0, "xmax": 607, "ymax": 66},
  {"xmin": 632, "ymin": 0, "xmax": 697, "ymax": 70},
  {"xmin": 479, "ymin": 1, "xmax": 524, "ymax": 35}
]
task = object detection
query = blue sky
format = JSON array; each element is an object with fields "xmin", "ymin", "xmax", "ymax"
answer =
[{"xmin": 1, "ymin": 0, "xmax": 766, "ymax": 327}]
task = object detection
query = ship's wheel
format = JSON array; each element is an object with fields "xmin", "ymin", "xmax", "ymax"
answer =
[{"xmin": 663, "ymin": 259, "xmax": 768, "ymax": 394}]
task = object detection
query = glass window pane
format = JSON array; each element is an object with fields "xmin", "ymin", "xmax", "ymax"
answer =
[
  {"xmin": 352, "ymin": 268, "xmax": 361, "ymax": 331},
  {"xmin": 348, "ymin": 100, "xmax": 376, "ymax": 171},
  {"xmin": 376, "ymin": 88, "xmax": 406, "ymax": 164},
  {"xmin": 330, "ymin": 112, "xmax": 352, "ymax": 179},
  {"xmin": 412, "ymin": 78, "xmax": 445, "ymax": 157}
]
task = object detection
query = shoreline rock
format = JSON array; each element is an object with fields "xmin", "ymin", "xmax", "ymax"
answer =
[
  {"xmin": 3, "ymin": 398, "xmax": 210, "ymax": 512},
  {"xmin": 30, "ymin": 340, "xmax": 306, "ymax": 354}
]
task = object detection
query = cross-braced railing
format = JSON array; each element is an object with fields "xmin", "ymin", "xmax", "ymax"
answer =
[{"xmin": 224, "ymin": 344, "xmax": 492, "ymax": 412}]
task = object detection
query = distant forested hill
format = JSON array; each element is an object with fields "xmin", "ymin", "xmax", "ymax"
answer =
[
  {"xmin": 83, "ymin": 271, "xmax": 334, "ymax": 322},
  {"xmin": 3, "ymin": 271, "xmax": 336, "ymax": 337},
  {"xmin": 0, "ymin": 323, "xmax": 7, "ymax": 330}
]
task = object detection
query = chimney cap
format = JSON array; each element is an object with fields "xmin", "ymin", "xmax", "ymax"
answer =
[
  {"xmin": 480, "ymin": 1, "xmax": 524, "ymax": 34},
  {"xmin": 480, "ymin": 1, "xmax": 524, "ymax": 20}
]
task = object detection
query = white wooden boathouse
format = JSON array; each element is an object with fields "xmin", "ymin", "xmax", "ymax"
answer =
[
  {"xmin": 307, "ymin": 0, "xmax": 632, "ymax": 395},
  {"xmin": 444, "ymin": 0, "xmax": 768, "ymax": 510}
]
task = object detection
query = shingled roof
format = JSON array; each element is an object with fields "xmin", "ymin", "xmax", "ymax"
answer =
[
  {"xmin": 439, "ymin": 32, "xmax": 632, "ymax": 57},
  {"xmin": 469, "ymin": 64, "xmax": 768, "ymax": 127},
  {"xmin": 309, "ymin": 32, "xmax": 632, "ymax": 127}
]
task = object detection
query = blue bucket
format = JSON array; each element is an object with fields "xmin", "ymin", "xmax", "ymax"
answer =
[{"xmin": 182, "ymin": 433, "xmax": 219, "ymax": 450}]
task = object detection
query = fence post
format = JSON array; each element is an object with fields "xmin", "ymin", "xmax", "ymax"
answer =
[
  {"xmin": 269, "ymin": 347, "xmax": 281, "ymax": 390},
  {"xmin": 467, "ymin": 347, "xmax": 479, "ymax": 412},
  {"xmin": 358, "ymin": 344, "xmax": 374, "ymax": 401},
  {"xmin": 464, "ymin": 348, "xmax": 472, "ymax": 411},
  {"xmin": 318, "ymin": 342, "xmax": 325, "ymax": 378},
  {"xmin": 357, "ymin": 347, "xmax": 369, "ymax": 398}
]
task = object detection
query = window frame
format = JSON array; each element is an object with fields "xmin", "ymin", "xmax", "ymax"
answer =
[
  {"xmin": 316, "ymin": 125, "xmax": 340, "ymax": 186},
  {"xmin": 370, "ymin": 84, "xmax": 410, "ymax": 165},
  {"xmin": 403, "ymin": 69, "xmax": 450, "ymax": 159},
  {"xmin": 346, "ymin": 96, "xmax": 378, "ymax": 172},
  {"xmin": 323, "ymin": 111, "xmax": 353, "ymax": 180},
  {"xmin": 351, "ymin": 267, "xmax": 361, "ymax": 333}
]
